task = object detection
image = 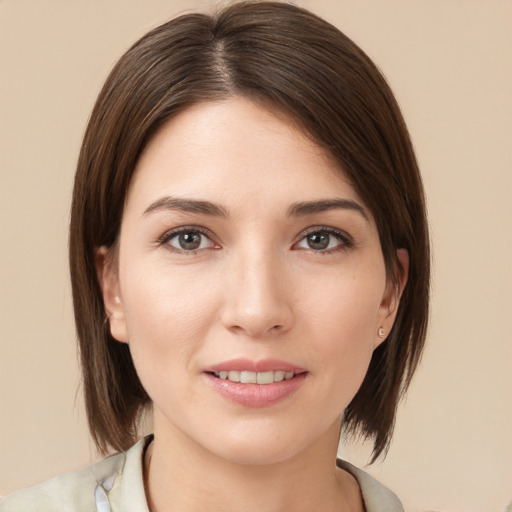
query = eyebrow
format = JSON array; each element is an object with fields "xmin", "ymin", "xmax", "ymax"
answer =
[
  {"xmin": 287, "ymin": 199, "xmax": 369, "ymax": 221},
  {"xmin": 143, "ymin": 196, "xmax": 368, "ymax": 221},
  {"xmin": 143, "ymin": 196, "xmax": 228, "ymax": 217}
]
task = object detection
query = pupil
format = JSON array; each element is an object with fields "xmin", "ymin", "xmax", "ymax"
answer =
[
  {"xmin": 307, "ymin": 232, "xmax": 329, "ymax": 250},
  {"xmin": 179, "ymin": 232, "xmax": 201, "ymax": 250}
]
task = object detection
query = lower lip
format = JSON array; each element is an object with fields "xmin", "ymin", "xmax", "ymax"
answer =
[{"xmin": 205, "ymin": 373, "xmax": 307, "ymax": 408}]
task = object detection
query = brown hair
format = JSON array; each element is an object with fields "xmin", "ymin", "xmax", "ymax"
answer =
[{"xmin": 70, "ymin": 1, "xmax": 429, "ymax": 461}]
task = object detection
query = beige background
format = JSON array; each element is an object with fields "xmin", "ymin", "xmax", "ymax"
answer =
[{"xmin": 1, "ymin": 1, "xmax": 511, "ymax": 511}]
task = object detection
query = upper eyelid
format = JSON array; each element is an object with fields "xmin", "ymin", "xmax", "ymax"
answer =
[
  {"xmin": 158, "ymin": 225, "xmax": 216, "ymax": 244},
  {"xmin": 296, "ymin": 225, "xmax": 353, "ymax": 242}
]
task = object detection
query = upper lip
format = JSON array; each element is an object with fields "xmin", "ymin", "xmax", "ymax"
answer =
[{"xmin": 204, "ymin": 358, "xmax": 306, "ymax": 374}]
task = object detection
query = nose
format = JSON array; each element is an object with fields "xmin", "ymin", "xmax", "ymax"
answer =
[{"xmin": 220, "ymin": 247, "xmax": 294, "ymax": 339}]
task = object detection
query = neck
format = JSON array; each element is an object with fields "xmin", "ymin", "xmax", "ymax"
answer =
[{"xmin": 144, "ymin": 415, "xmax": 363, "ymax": 512}]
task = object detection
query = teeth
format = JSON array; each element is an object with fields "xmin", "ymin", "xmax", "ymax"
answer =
[
  {"xmin": 213, "ymin": 370, "xmax": 297, "ymax": 384},
  {"xmin": 257, "ymin": 371, "xmax": 274, "ymax": 384},
  {"xmin": 240, "ymin": 371, "xmax": 257, "ymax": 384},
  {"xmin": 228, "ymin": 370, "xmax": 240, "ymax": 382}
]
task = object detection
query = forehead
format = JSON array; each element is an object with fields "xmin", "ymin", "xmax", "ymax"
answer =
[{"xmin": 126, "ymin": 98, "xmax": 364, "ymax": 213}]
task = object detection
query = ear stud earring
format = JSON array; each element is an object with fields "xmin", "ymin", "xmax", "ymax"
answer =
[
  {"xmin": 114, "ymin": 296, "xmax": 121, "ymax": 304},
  {"xmin": 378, "ymin": 327, "xmax": 385, "ymax": 338}
]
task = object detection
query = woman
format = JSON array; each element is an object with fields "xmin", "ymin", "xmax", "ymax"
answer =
[{"xmin": 0, "ymin": 2, "xmax": 429, "ymax": 511}]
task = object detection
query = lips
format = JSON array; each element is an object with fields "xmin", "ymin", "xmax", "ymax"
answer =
[
  {"xmin": 204, "ymin": 358, "xmax": 307, "ymax": 407},
  {"xmin": 205, "ymin": 357, "xmax": 304, "ymax": 374}
]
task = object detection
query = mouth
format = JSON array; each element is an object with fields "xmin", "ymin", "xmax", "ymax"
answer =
[
  {"xmin": 204, "ymin": 359, "xmax": 307, "ymax": 407},
  {"xmin": 210, "ymin": 370, "xmax": 299, "ymax": 384}
]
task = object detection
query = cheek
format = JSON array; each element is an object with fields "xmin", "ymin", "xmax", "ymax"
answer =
[
  {"xmin": 300, "ymin": 272, "xmax": 384, "ymax": 387},
  {"xmin": 119, "ymin": 262, "xmax": 221, "ymax": 374},
  {"xmin": 304, "ymin": 266, "xmax": 384, "ymax": 336}
]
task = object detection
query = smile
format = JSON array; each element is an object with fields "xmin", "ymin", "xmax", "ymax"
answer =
[{"xmin": 212, "ymin": 370, "xmax": 296, "ymax": 384}]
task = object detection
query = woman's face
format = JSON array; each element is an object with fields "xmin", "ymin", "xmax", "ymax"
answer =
[{"xmin": 100, "ymin": 98, "xmax": 404, "ymax": 465}]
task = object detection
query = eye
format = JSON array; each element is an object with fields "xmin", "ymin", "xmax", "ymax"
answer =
[
  {"xmin": 294, "ymin": 228, "xmax": 352, "ymax": 252},
  {"xmin": 162, "ymin": 228, "xmax": 216, "ymax": 252}
]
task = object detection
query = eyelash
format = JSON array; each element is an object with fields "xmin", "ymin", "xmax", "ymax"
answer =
[
  {"xmin": 157, "ymin": 225, "xmax": 354, "ymax": 255},
  {"xmin": 157, "ymin": 226, "xmax": 218, "ymax": 255},
  {"xmin": 294, "ymin": 226, "xmax": 354, "ymax": 254}
]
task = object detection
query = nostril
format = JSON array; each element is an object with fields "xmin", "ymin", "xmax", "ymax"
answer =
[{"xmin": 221, "ymin": 295, "xmax": 294, "ymax": 338}]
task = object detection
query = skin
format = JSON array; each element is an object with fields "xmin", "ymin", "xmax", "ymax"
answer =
[{"xmin": 98, "ymin": 98, "xmax": 407, "ymax": 512}]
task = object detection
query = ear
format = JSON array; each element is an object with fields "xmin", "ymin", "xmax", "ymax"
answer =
[
  {"xmin": 374, "ymin": 248, "xmax": 409, "ymax": 348},
  {"xmin": 95, "ymin": 246, "xmax": 129, "ymax": 343}
]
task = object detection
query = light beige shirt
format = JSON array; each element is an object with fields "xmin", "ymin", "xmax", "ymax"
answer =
[{"xmin": 0, "ymin": 436, "xmax": 404, "ymax": 511}]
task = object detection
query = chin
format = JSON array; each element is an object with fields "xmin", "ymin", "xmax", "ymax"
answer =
[
  {"xmin": 215, "ymin": 440, "xmax": 305, "ymax": 467},
  {"xmin": 197, "ymin": 422, "xmax": 330, "ymax": 468}
]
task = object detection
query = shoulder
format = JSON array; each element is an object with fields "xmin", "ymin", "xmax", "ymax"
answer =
[
  {"xmin": 0, "ymin": 452, "xmax": 125, "ymax": 512},
  {"xmin": 0, "ymin": 438, "xmax": 149, "ymax": 512},
  {"xmin": 337, "ymin": 459, "xmax": 405, "ymax": 512}
]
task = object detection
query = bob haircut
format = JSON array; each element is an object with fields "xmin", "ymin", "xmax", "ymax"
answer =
[{"xmin": 70, "ymin": 1, "xmax": 429, "ymax": 461}]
